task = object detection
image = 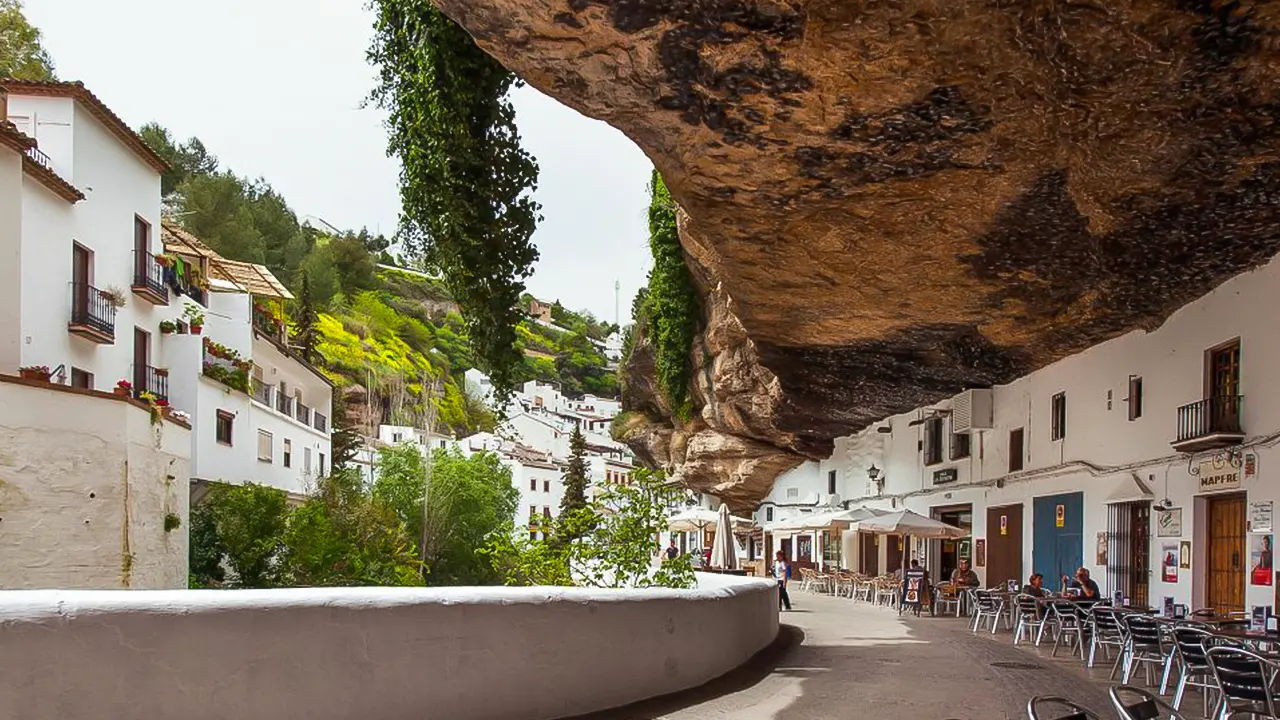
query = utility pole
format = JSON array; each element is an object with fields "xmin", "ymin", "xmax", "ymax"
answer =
[
  {"xmin": 419, "ymin": 374, "xmax": 441, "ymax": 569},
  {"xmin": 614, "ymin": 279, "xmax": 620, "ymax": 328}
]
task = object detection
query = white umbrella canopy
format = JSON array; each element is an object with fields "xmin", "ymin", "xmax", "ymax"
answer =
[
  {"xmin": 770, "ymin": 506, "xmax": 886, "ymax": 532},
  {"xmin": 668, "ymin": 507, "xmax": 751, "ymax": 534},
  {"xmin": 854, "ymin": 509, "xmax": 968, "ymax": 539},
  {"xmin": 709, "ymin": 504, "xmax": 739, "ymax": 570}
]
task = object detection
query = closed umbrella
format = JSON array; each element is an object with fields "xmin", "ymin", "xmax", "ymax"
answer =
[{"xmin": 709, "ymin": 503, "xmax": 739, "ymax": 570}]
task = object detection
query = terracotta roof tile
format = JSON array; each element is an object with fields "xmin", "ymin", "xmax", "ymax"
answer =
[{"xmin": 0, "ymin": 121, "xmax": 83, "ymax": 203}]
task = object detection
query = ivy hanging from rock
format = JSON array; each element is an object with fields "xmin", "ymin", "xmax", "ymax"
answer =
[
  {"xmin": 643, "ymin": 171, "xmax": 700, "ymax": 420},
  {"xmin": 369, "ymin": 1, "xmax": 541, "ymax": 400}
]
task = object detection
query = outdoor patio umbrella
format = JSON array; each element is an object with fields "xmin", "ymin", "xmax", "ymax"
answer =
[
  {"xmin": 854, "ymin": 509, "xmax": 968, "ymax": 539},
  {"xmin": 667, "ymin": 507, "xmax": 751, "ymax": 534},
  {"xmin": 709, "ymin": 504, "xmax": 739, "ymax": 570}
]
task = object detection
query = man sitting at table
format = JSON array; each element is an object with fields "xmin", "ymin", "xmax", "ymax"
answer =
[
  {"xmin": 951, "ymin": 559, "xmax": 979, "ymax": 587},
  {"xmin": 1022, "ymin": 572, "xmax": 1048, "ymax": 598},
  {"xmin": 1061, "ymin": 567, "xmax": 1101, "ymax": 598}
]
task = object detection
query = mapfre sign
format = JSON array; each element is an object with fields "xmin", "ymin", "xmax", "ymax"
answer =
[{"xmin": 1198, "ymin": 461, "xmax": 1242, "ymax": 492}]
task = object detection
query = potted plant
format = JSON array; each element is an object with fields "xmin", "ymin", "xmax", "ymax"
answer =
[
  {"xmin": 159, "ymin": 320, "xmax": 177, "ymax": 335},
  {"xmin": 18, "ymin": 365, "xmax": 51, "ymax": 382},
  {"xmin": 154, "ymin": 367, "xmax": 170, "ymax": 378},
  {"xmin": 183, "ymin": 304, "xmax": 206, "ymax": 335},
  {"xmin": 114, "ymin": 379, "xmax": 133, "ymax": 397},
  {"xmin": 100, "ymin": 286, "xmax": 128, "ymax": 309}
]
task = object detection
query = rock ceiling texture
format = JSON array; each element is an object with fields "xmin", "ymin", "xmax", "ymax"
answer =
[{"xmin": 436, "ymin": 0, "xmax": 1280, "ymax": 508}]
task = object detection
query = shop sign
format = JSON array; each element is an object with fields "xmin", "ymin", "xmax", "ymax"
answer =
[
  {"xmin": 933, "ymin": 468, "xmax": 958, "ymax": 485},
  {"xmin": 999, "ymin": 515, "xmax": 1008, "ymax": 536},
  {"xmin": 1055, "ymin": 504, "xmax": 1065, "ymax": 528},
  {"xmin": 1198, "ymin": 461, "xmax": 1241, "ymax": 492}
]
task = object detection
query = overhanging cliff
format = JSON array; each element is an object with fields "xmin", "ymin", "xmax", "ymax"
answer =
[{"xmin": 435, "ymin": 0, "xmax": 1280, "ymax": 509}]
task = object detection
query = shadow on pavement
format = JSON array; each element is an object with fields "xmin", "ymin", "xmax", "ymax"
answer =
[{"xmin": 562, "ymin": 624, "xmax": 806, "ymax": 720}]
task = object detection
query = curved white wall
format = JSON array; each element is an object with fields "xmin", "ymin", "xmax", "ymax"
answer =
[{"xmin": 0, "ymin": 574, "xmax": 778, "ymax": 720}]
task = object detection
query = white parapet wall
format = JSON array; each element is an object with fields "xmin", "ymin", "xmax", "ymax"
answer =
[{"xmin": 0, "ymin": 574, "xmax": 778, "ymax": 720}]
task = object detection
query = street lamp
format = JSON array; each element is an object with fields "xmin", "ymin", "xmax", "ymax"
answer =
[{"xmin": 867, "ymin": 464, "xmax": 885, "ymax": 494}]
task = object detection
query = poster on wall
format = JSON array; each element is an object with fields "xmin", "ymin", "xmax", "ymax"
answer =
[
  {"xmin": 1156, "ymin": 508, "xmax": 1183, "ymax": 537},
  {"xmin": 1096, "ymin": 532, "xmax": 1109, "ymax": 565},
  {"xmin": 975, "ymin": 539, "xmax": 986, "ymax": 568},
  {"xmin": 1251, "ymin": 534, "xmax": 1273, "ymax": 586},
  {"xmin": 1161, "ymin": 542, "xmax": 1179, "ymax": 583},
  {"xmin": 1251, "ymin": 501, "xmax": 1274, "ymax": 534},
  {"xmin": 1179, "ymin": 540, "xmax": 1191, "ymax": 570}
]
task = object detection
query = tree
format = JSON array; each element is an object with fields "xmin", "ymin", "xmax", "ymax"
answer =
[
  {"xmin": 485, "ymin": 468, "xmax": 694, "ymax": 589},
  {"xmin": 559, "ymin": 425, "xmax": 589, "ymax": 516},
  {"xmin": 0, "ymin": 1, "xmax": 54, "ymax": 81},
  {"xmin": 370, "ymin": 1, "xmax": 541, "ymax": 401},
  {"xmin": 195, "ymin": 483, "xmax": 289, "ymax": 588},
  {"xmin": 374, "ymin": 446, "xmax": 519, "ymax": 585},
  {"xmin": 294, "ymin": 272, "xmax": 319, "ymax": 363},
  {"xmin": 329, "ymin": 397, "xmax": 363, "ymax": 471},
  {"xmin": 137, "ymin": 123, "xmax": 218, "ymax": 197}
]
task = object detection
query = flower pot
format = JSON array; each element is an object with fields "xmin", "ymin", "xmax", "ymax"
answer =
[
  {"xmin": 113, "ymin": 387, "xmax": 131, "ymax": 397},
  {"xmin": 19, "ymin": 369, "xmax": 51, "ymax": 382},
  {"xmin": 190, "ymin": 325, "xmax": 203, "ymax": 336},
  {"xmin": 161, "ymin": 328, "xmax": 174, "ymax": 335}
]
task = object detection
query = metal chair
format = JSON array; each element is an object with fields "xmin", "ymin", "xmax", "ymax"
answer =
[
  {"xmin": 853, "ymin": 576, "xmax": 874, "ymax": 603},
  {"xmin": 1026, "ymin": 696, "xmax": 1104, "ymax": 720},
  {"xmin": 934, "ymin": 583, "xmax": 961, "ymax": 616},
  {"xmin": 1110, "ymin": 685, "xmax": 1189, "ymax": 720},
  {"xmin": 1014, "ymin": 593, "xmax": 1047, "ymax": 645},
  {"xmin": 1049, "ymin": 600, "xmax": 1087, "ymax": 659},
  {"xmin": 1168, "ymin": 625, "xmax": 1220, "ymax": 717},
  {"xmin": 1205, "ymin": 645, "xmax": 1280, "ymax": 720},
  {"xmin": 971, "ymin": 589, "xmax": 1005, "ymax": 634},
  {"xmin": 1121, "ymin": 614, "xmax": 1169, "ymax": 686},
  {"xmin": 1088, "ymin": 605, "xmax": 1128, "ymax": 676}
]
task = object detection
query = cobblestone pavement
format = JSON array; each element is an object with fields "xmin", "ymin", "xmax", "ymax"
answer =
[{"xmin": 597, "ymin": 592, "xmax": 1189, "ymax": 720}]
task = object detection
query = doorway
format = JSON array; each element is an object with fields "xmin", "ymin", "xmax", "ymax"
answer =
[
  {"xmin": 133, "ymin": 327, "xmax": 150, "ymax": 392},
  {"xmin": 1206, "ymin": 493, "xmax": 1246, "ymax": 614},
  {"xmin": 860, "ymin": 532, "xmax": 879, "ymax": 575},
  {"xmin": 1033, "ymin": 492, "xmax": 1084, "ymax": 590},
  {"xmin": 932, "ymin": 504, "xmax": 974, "ymax": 581},
  {"xmin": 72, "ymin": 244, "xmax": 91, "ymax": 318},
  {"xmin": 986, "ymin": 504, "xmax": 1024, "ymax": 590},
  {"xmin": 886, "ymin": 534, "xmax": 904, "ymax": 575},
  {"xmin": 1208, "ymin": 341, "xmax": 1242, "ymax": 434},
  {"xmin": 1107, "ymin": 501, "xmax": 1151, "ymax": 607},
  {"xmin": 780, "ymin": 537, "xmax": 793, "ymax": 563}
]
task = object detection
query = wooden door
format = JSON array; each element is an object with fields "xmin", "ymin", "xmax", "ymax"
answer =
[
  {"xmin": 986, "ymin": 504, "xmax": 1024, "ymax": 590},
  {"xmin": 1209, "ymin": 342, "xmax": 1241, "ymax": 433},
  {"xmin": 780, "ymin": 538, "xmax": 793, "ymax": 563},
  {"xmin": 133, "ymin": 328, "xmax": 149, "ymax": 390},
  {"xmin": 886, "ymin": 535, "xmax": 904, "ymax": 574},
  {"xmin": 860, "ymin": 532, "xmax": 879, "ymax": 575},
  {"xmin": 72, "ymin": 244, "xmax": 90, "ymax": 316},
  {"xmin": 1207, "ymin": 493, "xmax": 1246, "ymax": 614},
  {"xmin": 1128, "ymin": 502, "xmax": 1151, "ymax": 607}
]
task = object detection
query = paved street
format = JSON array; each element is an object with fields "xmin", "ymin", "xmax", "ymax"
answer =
[{"xmin": 590, "ymin": 592, "xmax": 1139, "ymax": 720}]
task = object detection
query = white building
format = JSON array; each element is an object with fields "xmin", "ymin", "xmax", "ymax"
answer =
[
  {"xmin": 161, "ymin": 222, "xmax": 332, "ymax": 497},
  {"xmin": 0, "ymin": 80, "xmax": 176, "ymax": 392},
  {"xmin": 761, "ymin": 253, "xmax": 1280, "ymax": 615}
]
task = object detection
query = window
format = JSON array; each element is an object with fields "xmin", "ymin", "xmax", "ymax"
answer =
[
  {"xmin": 529, "ymin": 506, "xmax": 537, "ymax": 524},
  {"xmin": 257, "ymin": 429, "xmax": 273, "ymax": 462},
  {"xmin": 392, "ymin": 432, "xmax": 403, "ymax": 443},
  {"xmin": 530, "ymin": 477, "xmax": 537, "ymax": 491},
  {"xmin": 1051, "ymin": 392, "xmax": 1067, "ymax": 441},
  {"xmin": 543, "ymin": 507, "xmax": 551, "ymax": 519},
  {"xmin": 1009, "ymin": 428, "xmax": 1024, "ymax": 472},
  {"xmin": 923, "ymin": 416, "xmax": 944, "ymax": 465},
  {"xmin": 319, "ymin": 452, "xmax": 326, "ymax": 476},
  {"xmin": 766, "ymin": 507, "xmax": 774, "ymax": 522},
  {"xmin": 304, "ymin": 446, "xmax": 312, "ymax": 474},
  {"xmin": 283, "ymin": 439, "xmax": 292, "ymax": 468},
  {"xmin": 827, "ymin": 470, "xmax": 837, "ymax": 495},
  {"xmin": 1128, "ymin": 376, "xmax": 1143, "ymax": 420},
  {"xmin": 70, "ymin": 368, "xmax": 93, "ymax": 389},
  {"xmin": 786, "ymin": 488, "xmax": 799, "ymax": 499},
  {"xmin": 950, "ymin": 419, "xmax": 971, "ymax": 460},
  {"xmin": 216, "ymin": 411, "xmax": 234, "ymax": 445},
  {"xmin": 543, "ymin": 479, "xmax": 550, "ymax": 492}
]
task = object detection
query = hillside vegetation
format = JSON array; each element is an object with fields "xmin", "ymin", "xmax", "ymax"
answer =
[{"xmin": 139, "ymin": 124, "xmax": 618, "ymax": 435}]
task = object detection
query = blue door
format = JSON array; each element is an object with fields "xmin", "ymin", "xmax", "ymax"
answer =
[{"xmin": 1032, "ymin": 492, "xmax": 1084, "ymax": 589}]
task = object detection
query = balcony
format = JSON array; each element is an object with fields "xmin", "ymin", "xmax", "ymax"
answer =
[
  {"xmin": 68, "ymin": 283, "xmax": 116, "ymax": 344},
  {"xmin": 314, "ymin": 411, "xmax": 328, "ymax": 434},
  {"xmin": 131, "ymin": 251, "xmax": 169, "ymax": 305},
  {"xmin": 1172, "ymin": 395, "xmax": 1244, "ymax": 452},
  {"xmin": 135, "ymin": 365, "xmax": 169, "ymax": 403},
  {"xmin": 251, "ymin": 377, "xmax": 273, "ymax": 406},
  {"xmin": 295, "ymin": 401, "xmax": 312, "ymax": 426},
  {"xmin": 276, "ymin": 391, "xmax": 295, "ymax": 417}
]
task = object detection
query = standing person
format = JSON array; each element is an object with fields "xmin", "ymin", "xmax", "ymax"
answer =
[
  {"xmin": 774, "ymin": 550, "xmax": 792, "ymax": 611},
  {"xmin": 665, "ymin": 539, "xmax": 679, "ymax": 561}
]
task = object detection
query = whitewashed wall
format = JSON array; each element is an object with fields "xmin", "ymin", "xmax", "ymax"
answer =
[
  {"xmin": 0, "ymin": 147, "xmax": 23, "ymax": 373},
  {"xmin": 0, "ymin": 378, "xmax": 189, "ymax": 589},
  {"xmin": 0, "ymin": 575, "xmax": 778, "ymax": 720}
]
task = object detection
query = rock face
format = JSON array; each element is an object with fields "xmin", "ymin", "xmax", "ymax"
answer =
[{"xmin": 437, "ymin": 0, "xmax": 1280, "ymax": 506}]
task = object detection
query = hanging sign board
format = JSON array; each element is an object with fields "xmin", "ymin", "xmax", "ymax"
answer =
[{"xmin": 1199, "ymin": 460, "xmax": 1242, "ymax": 492}]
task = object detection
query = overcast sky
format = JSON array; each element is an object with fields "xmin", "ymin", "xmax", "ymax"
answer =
[{"xmin": 23, "ymin": 0, "xmax": 653, "ymax": 325}]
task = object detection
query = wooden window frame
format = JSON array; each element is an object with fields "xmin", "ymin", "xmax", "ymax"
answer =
[
  {"xmin": 216, "ymin": 410, "xmax": 234, "ymax": 446},
  {"xmin": 1051, "ymin": 392, "xmax": 1067, "ymax": 441},
  {"xmin": 827, "ymin": 470, "xmax": 837, "ymax": 495},
  {"xmin": 283, "ymin": 438, "xmax": 292, "ymax": 468},
  {"xmin": 950, "ymin": 422, "xmax": 971, "ymax": 461},
  {"xmin": 1009, "ymin": 428, "xmax": 1025, "ymax": 472},
  {"xmin": 1128, "ymin": 376, "xmax": 1143, "ymax": 421},
  {"xmin": 257, "ymin": 429, "xmax": 273, "ymax": 463},
  {"xmin": 923, "ymin": 416, "xmax": 944, "ymax": 466}
]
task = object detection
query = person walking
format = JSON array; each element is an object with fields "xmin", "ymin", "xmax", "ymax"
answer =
[
  {"xmin": 665, "ymin": 539, "xmax": 679, "ymax": 561},
  {"xmin": 774, "ymin": 550, "xmax": 792, "ymax": 611}
]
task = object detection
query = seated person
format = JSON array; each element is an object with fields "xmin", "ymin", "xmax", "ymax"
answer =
[
  {"xmin": 1061, "ymin": 567, "xmax": 1101, "ymax": 599},
  {"xmin": 1021, "ymin": 572, "xmax": 1048, "ymax": 597},
  {"xmin": 951, "ymin": 559, "xmax": 979, "ymax": 587}
]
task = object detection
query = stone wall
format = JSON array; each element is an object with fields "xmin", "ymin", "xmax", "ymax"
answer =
[
  {"xmin": 0, "ymin": 574, "xmax": 779, "ymax": 720},
  {"xmin": 0, "ymin": 376, "xmax": 190, "ymax": 589}
]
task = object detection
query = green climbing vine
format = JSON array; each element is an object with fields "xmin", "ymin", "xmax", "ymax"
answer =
[
  {"xmin": 643, "ymin": 171, "xmax": 699, "ymax": 419},
  {"xmin": 369, "ymin": 1, "xmax": 541, "ymax": 401}
]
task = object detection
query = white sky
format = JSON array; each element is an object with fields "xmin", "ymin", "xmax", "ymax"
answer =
[{"xmin": 23, "ymin": 0, "xmax": 653, "ymax": 325}]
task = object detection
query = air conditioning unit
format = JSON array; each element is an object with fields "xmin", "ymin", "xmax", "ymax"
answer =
[{"xmin": 951, "ymin": 389, "xmax": 994, "ymax": 432}]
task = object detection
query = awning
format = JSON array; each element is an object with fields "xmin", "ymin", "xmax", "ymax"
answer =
[{"xmin": 1103, "ymin": 473, "xmax": 1155, "ymax": 505}]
